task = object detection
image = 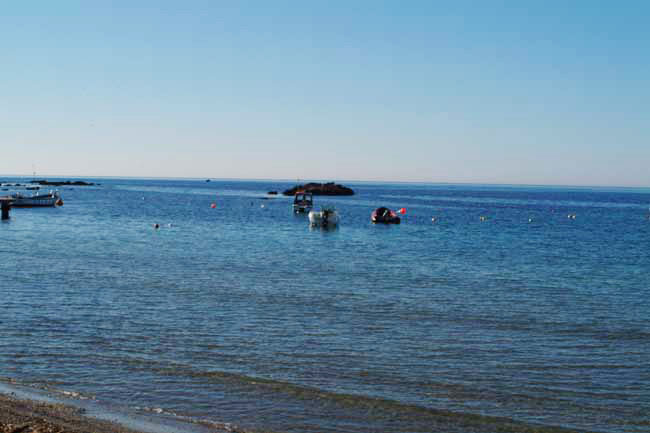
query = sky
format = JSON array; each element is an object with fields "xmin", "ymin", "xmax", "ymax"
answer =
[{"xmin": 1, "ymin": 1, "xmax": 648, "ymax": 186}]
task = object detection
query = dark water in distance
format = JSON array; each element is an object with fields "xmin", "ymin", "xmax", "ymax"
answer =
[{"xmin": 1, "ymin": 178, "xmax": 649, "ymax": 433}]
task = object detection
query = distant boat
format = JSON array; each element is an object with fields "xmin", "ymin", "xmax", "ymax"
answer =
[
  {"xmin": 1, "ymin": 182, "xmax": 40, "ymax": 191},
  {"xmin": 309, "ymin": 207, "xmax": 339, "ymax": 228},
  {"xmin": 371, "ymin": 207, "xmax": 401, "ymax": 224},
  {"xmin": 293, "ymin": 192, "xmax": 313, "ymax": 213}
]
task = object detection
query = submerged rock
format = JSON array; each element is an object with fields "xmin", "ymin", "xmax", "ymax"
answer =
[{"xmin": 282, "ymin": 182, "xmax": 354, "ymax": 196}]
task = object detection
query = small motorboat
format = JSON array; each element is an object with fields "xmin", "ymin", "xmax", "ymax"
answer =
[
  {"xmin": 309, "ymin": 207, "xmax": 339, "ymax": 228},
  {"xmin": 371, "ymin": 207, "xmax": 400, "ymax": 224},
  {"xmin": 293, "ymin": 192, "xmax": 313, "ymax": 213}
]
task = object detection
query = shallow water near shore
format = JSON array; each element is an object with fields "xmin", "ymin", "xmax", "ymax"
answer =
[{"xmin": 1, "ymin": 178, "xmax": 649, "ymax": 433}]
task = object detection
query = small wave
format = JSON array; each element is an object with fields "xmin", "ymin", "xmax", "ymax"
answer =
[{"xmin": 142, "ymin": 364, "xmax": 589, "ymax": 432}]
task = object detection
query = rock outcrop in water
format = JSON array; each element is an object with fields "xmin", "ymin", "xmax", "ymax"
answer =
[
  {"xmin": 282, "ymin": 182, "xmax": 354, "ymax": 196},
  {"xmin": 29, "ymin": 180, "xmax": 95, "ymax": 186}
]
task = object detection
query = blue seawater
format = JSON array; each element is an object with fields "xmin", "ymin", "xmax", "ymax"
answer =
[{"xmin": 1, "ymin": 178, "xmax": 649, "ymax": 433}]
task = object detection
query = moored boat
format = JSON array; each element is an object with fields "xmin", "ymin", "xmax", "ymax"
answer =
[
  {"xmin": 308, "ymin": 207, "xmax": 339, "ymax": 228},
  {"xmin": 293, "ymin": 192, "xmax": 313, "ymax": 213},
  {"xmin": 371, "ymin": 207, "xmax": 401, "ymax": 224},
  {"xmin": 1, "ymin": 190, "xmax": 62, "ymax": 207}
]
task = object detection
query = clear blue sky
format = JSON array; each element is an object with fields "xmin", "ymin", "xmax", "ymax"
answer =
[{"xmin": 1, "ymin": 1, "xmax": 648, "ymax": 186}]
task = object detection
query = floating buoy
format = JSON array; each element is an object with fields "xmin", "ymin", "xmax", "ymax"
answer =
[
  {"xmin": 528, "ymin": 218, "xmax": 533, "ymax": 223},
  {"xmin": 480, "ymin": 216, "xmax": 488, "ymax": 221},
  {"xmin": 431, "ymin": 217, "xmax": 437, "ymax": 223},
  {"xmin": 261, "ymin": 204, "xmax": 265, "ymax": 208},
  {"xmin": 399, "ymin": 208, "xmax": 406, "ymax": 214},
  {"xmin": 153, "ymin": 223, "xmax": 160, "ymax": 229},
  {"xmin": 55, "ymin": 198, "xmax": 64, "ymax": 206},
  {"xmin": 211, "ymin": 203, "xmax": 217, "ymax": 209}
]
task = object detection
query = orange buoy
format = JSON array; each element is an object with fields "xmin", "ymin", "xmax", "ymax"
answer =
[
  {"xmin": 399, "ymin": 208, "xmax": 406, "ymax": 214},
  {"xmin": 55, "ymin": 198, "xmax": 64, "ymax": 206}
]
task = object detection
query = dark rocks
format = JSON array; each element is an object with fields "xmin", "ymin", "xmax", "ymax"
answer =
[
  {"xmin": 282, "ymin": 182, "xmax": 354, "ymax": 196},
  {"xmin": 29, "ymin": 180, "xmax": 95, "ymax": 186}
]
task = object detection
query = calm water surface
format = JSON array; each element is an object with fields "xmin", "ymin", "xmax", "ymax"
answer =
[{"xmin": 1, "ymin": 178, "xmax": 649, "ymax": 433}]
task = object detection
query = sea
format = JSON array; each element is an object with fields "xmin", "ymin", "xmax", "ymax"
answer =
[{"xmin": 1, "ymin": 178, "xmax": 649, "ymax": 433}]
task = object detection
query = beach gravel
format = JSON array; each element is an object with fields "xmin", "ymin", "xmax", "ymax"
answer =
[{"xmin": 0, "ymin": 393, "xmax": 145, "ymax": 433}]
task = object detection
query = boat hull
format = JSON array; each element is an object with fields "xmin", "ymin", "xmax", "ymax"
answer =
[
  {"xmin": 10, "ymin": 199, "xmax": 58, "ymax": 207},
  {"xmin": 2, "ymin": 192, "xmax": 61, "ymax": 207},
  {"xmin": 293, "ymin": 204, "xmax": 313, "ymax": 213}
]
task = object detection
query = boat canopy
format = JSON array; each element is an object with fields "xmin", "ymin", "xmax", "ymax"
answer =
[{"xmin": 294, "ymin": 192, "xmax": 313, "ymax": 204}]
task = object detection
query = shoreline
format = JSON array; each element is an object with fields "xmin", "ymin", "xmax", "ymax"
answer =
[
  {"xmin": 0, "ymin": 392, "xmax": 151, "ymax": 433},
  {"xmin": 0, "ymin": 380, "xmax": 591, "ymax": 433},
  {"xmin": 0, "ymin": 382, "xmax": 241, "ymax": 433}
]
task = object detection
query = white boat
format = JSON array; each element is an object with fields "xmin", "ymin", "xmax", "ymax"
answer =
[
  {"xmin": 308, "ymin": 207, "xmax": 339, "ymax": 228},
  {"xmin": 0, "ymin": 182, "xmax": 40, "ymax": 191},
  {"xmin": 1, "ymin": 190, "xmax": 62, "ymax": 207}
]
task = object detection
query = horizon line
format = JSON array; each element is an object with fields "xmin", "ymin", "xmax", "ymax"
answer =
[{"xmin": 1, "ymin": 172, "xmax": 650, "ymax": 191}]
